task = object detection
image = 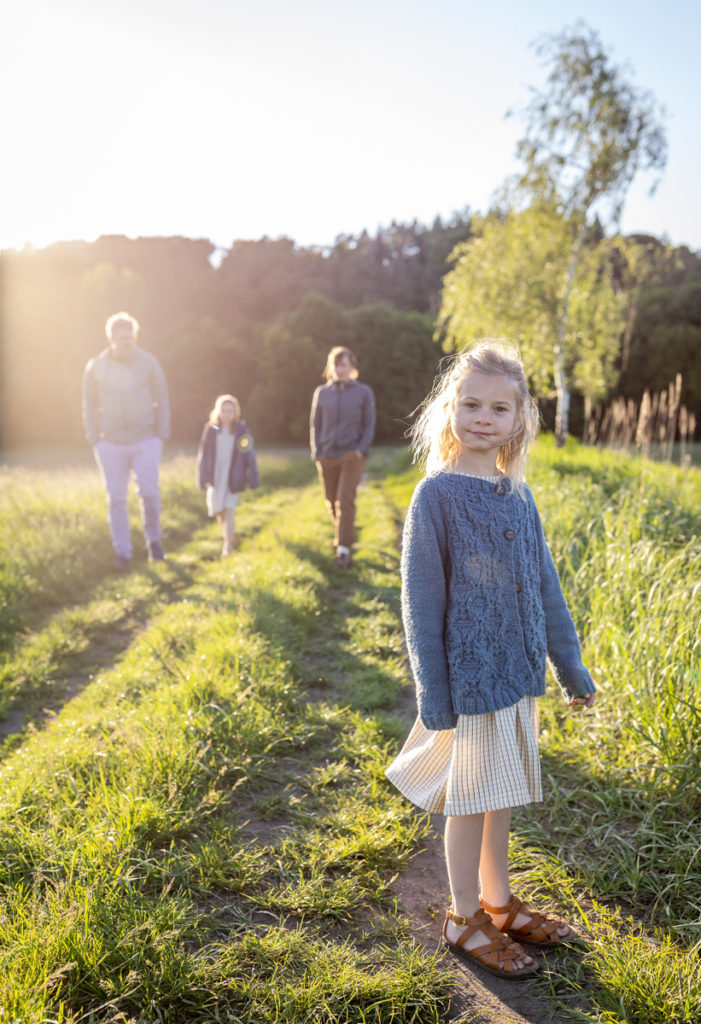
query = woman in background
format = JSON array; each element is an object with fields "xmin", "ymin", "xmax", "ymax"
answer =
[{"xmin": 309, "ymin": 347, "xmax": 376, "ymax": 569}]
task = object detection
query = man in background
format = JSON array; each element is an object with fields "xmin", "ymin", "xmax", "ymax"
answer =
[{"xmin": 82, "ymin": 312, "xmax": 170, "ymax": 568}]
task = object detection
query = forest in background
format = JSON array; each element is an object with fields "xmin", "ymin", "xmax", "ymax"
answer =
[{"xmin": 1, "ymin": 213, "xmax": 700, "ymax": 450}]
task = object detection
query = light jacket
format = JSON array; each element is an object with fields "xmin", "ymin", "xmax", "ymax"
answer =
[
  {"xmin": 82, "ymin": 346, "xmax": 170, "ymax": 447},
  {"xmin": 309, "ymin": 379, "xmax": 376, "ymax": 460},
  {"xmin": 197, "ymin": 421, "xmax": 259, "ymax": 494},
  {"xmin": 402, "ymin": 471, "xmax": 595, "ymax": 731}
]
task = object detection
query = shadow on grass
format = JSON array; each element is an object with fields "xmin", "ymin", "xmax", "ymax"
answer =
[
  {"xmin": 0, "ymin": 501, "xmax": 207, "ymax": 657},
  {"xmin": 0, "ymin": 551, "xmax": 216, "ymax": 753},
  {"xmin": 238, "ymin": 537, "xmax": 404, "ymax": 711}
]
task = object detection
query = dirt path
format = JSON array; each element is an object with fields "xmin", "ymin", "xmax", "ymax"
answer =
[
  {"xmin": 385, "ymin": 641, "xmax": 562, "ymax": 1024},
  {"xmin": 391, "ymin": 819, "xmax": 564, "ymax": 1024}
]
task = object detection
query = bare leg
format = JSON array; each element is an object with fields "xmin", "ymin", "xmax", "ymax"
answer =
[
  {"xmin": 445, "ymin": 812, "xmax": 483, "ymax": 923},
  {"xmin": 479, "ymin": 807, "xmax": 512, "ymax": 906},
  {"xmin": 221, "ymin": 508, "xmax": 236, "ymax": 555},
  {"xmin": 480, "ymin": 807, "xmax": 571, "ymax": 939},
  {"xmin": 444, "ymin": 813, "xmax": 534, "ymax": 968}
]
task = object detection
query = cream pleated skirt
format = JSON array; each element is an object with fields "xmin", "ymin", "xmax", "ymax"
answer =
[{"xmin": 385, "ymin": 695, "xmax": 542, "ymax": 815}]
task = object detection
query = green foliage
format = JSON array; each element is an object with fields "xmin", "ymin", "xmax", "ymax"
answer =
[
  {"xmin": 247, "ymin": 294, "xmax": 440, "ymax": 444},
  {"xmin": 160, "ymin": 316, "xmax": 262, "ymax": 438},
  {"xmin": 620, "ymin": 278, "xmax": 701, "ymax": 412},
  {"xmin": 2, "ymin": 202, "xmax": 698, "ymax": 457},
  {"xmin": 1, "ymin": 216, "xmax": 472, "ymax": 451},
  {"xmin": 248, "ymin": 293, "xmax": 351, "ymax": 442},
  {"xmin": 346, "ymin": 304, "xmax": 439, "ymax": 440},
  {"xmin": 512, "ymin": 22, "xmax": 667, "ymax": 226},
  {"xmin": 467, "ymin": 21, "xmax": 670, "ymax": 441},
  {"xmin": 439, "ymin": 207, "xmax": 624, "ymax": 406}
]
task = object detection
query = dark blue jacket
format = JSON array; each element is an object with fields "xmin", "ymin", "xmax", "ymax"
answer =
[
  {"xmin": 197, "ymin": 421, "xmax": 259, "ymax": 493},
  {"xmin": 309, "ymin": 379, "xmax": 375, "ymax": 460}
]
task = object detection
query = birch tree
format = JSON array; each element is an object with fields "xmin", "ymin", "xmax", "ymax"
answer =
[
  {"xmin": 442, "ymin": 22, "xmax": 667, "ymax": 444},
  {"xmin": 439, "ymin": 206, "xmax": 623, "ymax": 424}
]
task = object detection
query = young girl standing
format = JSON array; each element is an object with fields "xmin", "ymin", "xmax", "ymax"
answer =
[
  {"xmin": 197, "ymin": 395, "xmax": 259, "ymax": 556},
  {"xmin": 386, "ymin": 342, "xmax": 595, "ymax": 980}
]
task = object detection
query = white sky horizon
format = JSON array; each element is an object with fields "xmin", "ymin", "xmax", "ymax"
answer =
[{"xmin": 2, "ymin": 0, "xmax": 699, "ymax": 256}]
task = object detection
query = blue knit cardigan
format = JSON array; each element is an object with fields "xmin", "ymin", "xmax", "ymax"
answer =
[
  {"xmin": 401, "ymin": 471, "xmax": 594, "ymax": 730},
  {"xmin": 197, "ymin": 421, "xmax": 259, "ymax": 494}
]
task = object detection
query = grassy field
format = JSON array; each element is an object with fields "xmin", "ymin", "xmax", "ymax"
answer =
[{"xmin": 0, "ymin": 439, "xmax": 699, "ymax": 1023}]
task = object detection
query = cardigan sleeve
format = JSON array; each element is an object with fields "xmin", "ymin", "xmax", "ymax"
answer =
[
  {"xmin": 309, "ymin": 386, "xmax": 322, "ymax": 460},
  {"xmin": 148, "ymin": 353, "xmax": 171, "ymax": 441},
  {"xmin": 244, "ymin": 433, "xmax": 259, "ymax": 489},
  {"xmin": 357, "ymin": 384, "xmax": 376, "ymax": 455},
  {"xmin": 196, "ymin": 425, "xmax": 213, "ymax": 490},
  {"xmin": 81, "ymin": 360, "xmax": 99, "ymax": 447},
  {"xmin": 530, "ymin": 492, "xmax": 595, "ymax": 702},
  {"xmin": 401, "ymin": 478, "xmax": 457, "ymax": 731}
]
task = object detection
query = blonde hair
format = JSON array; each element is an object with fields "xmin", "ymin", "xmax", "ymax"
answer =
[
  {"xmin": 208, "ymin": 394, "xmax": 241, "ymax": 429},
  {"xmin": 323, "ymin": 346, "xmax": 358, "ymax": 381},
  {"xmin": 105, "ymin": 311, "xmax": 139, "ymax": 338},
  {"xmin": 410, "ymin": 340, "xmax": 539, "ymax": 494}
]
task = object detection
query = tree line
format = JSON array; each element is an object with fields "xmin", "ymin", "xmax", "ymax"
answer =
[
  {"xmin": 0, "ymin": 215, "xmax": 698, "ymax": 451},
  {"xmin": 0, "ymin": 217, "xmax": 467, "ymax": 449}
]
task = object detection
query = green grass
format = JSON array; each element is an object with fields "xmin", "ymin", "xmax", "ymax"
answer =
[
  {"xmin": 0, "ymin": 439, "xmax": 699, "ymax": 1022},
  {"xmin": 0, "ymin": 449, "xmax": 451, "ymax": 1022}
]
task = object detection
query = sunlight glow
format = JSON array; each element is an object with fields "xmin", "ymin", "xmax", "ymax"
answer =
[{"xmin": 2, "ymin": 0, "xmax": 699, "ymax": 252}]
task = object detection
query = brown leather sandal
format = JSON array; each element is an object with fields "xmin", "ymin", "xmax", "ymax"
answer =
[
  {"xmin": 480, "ymin": 894, "xmax": 573, "ymax": 947},
  {"xmin": 442, "ymin": 908, "xmax": 539, "ymax": 979}
]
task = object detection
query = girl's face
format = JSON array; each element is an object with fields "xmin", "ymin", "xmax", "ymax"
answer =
[
  {"xmin": 332, "ymin": 355, "xmax": 353, "ymax": 382},
  {"xmin": 219, "ymin": 402, "xmax": 237, "ymax": 428},
  {"xmin": 452, "ymin": 371, "xmax": 520, "ymax": 456}
]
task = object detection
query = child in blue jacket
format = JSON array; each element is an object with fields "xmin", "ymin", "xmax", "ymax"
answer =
[{"xmin": 197, "ymin": 395, "xmax": 259, "ymax": 556}]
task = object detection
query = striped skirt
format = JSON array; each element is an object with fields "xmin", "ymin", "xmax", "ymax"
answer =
[{"xmin": 385, "ymin": 696, "xmax": 542, "ymax": 816}]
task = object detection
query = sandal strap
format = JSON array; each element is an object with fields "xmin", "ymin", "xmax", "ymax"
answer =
[
  {"xmin": 479, "ymin": 894, "xmax": 516, "ymax": 915},
  {"xmin": 444, "ymin": 908, "xmax": 527, "ymax": 974},
  {"xmin": 481, "ymin": 894, "xmax": 564, "ymax": 942},
  {"xmin": 447, "ymin": 906, "xmax": 520, "ymax": 943},
  {"xmin": 445, "ymin": 906, "xmax": 487, "ymax": 937},
  {"xmin": 514, "ymin": 910, "xmax": 562, "ymax": 942},
  {"xmin": 480, "ymin": 893, "xmax": 521, "ymax": 931}
]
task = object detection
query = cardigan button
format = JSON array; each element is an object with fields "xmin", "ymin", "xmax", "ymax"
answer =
[
  {"xmin": 504, "ymin": 529, "xmax": 516, "ymax": 541},
  {"xmin": 515, "ymin": 582, "xmax": 522, "ymax": 593}
]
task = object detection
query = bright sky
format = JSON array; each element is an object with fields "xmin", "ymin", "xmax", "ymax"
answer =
[{"xmin": 2, "ymin": 0, "xmax": 699, "ymax": 253}]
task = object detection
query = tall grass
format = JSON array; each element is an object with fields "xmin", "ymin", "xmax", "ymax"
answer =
[
  {"xmin": 513, "ymin": 438, "xmax": 700, "ymax": 1022},
  {"xmin": 378, "ymin": 437, "xmax": 701, "ymax": 1021},
  {"xmin": 0, "ymin": 456, "xmax": 205, "ymax": 649},
  {"xmin": 0, "ymin": 440, "xmax": 699, "ymax": 1022},
  {"xmin": 0, "ymin": 450, "xmax": 451, "ymax": 1022}
]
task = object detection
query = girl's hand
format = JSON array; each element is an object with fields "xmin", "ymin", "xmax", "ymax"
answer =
[{"xmin": 568, "ymin": 692, "xmax": 596, "ymax": 708}]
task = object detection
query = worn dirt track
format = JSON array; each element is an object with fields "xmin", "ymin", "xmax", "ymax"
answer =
[{"xmin": 392, "ymin": 818, "xmax": 566, "ymax": 1024}]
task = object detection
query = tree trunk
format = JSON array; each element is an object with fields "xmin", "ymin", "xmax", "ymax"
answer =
[
  {"xmin": 554, "ymin": 344, "xmax": 570, "ymax": 446},
  {"xmin": 554, "ymin": 221, "xmax": 587, "ymax": 446},
  {"xmin": 583, "ymin": 394, "xmax": 592, "ymax": 443},
  {"xmin": 621, "ymin": 301, "xmax": 638, "ymax": 373}
]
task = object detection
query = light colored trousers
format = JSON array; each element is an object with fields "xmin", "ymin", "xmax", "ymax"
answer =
[
  {"xmin": 316, "ymin": 450, "xmax": 367, "ymax": 548},
  {"xmin": 94, "ymin": 436, "xmax": 163, "ymax": 558}
]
